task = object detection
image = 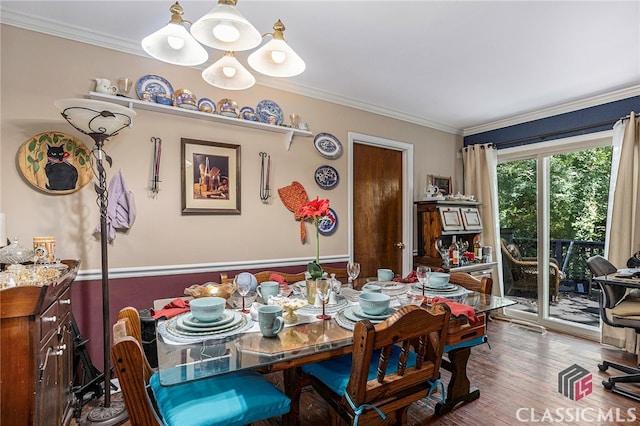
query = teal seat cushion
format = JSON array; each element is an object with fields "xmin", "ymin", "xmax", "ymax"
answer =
[
  {"xmin": 301, "ymin": 346, "xmax": 417, "ymax": 395},
  {"xmin": 444, "ymin": 335, "xmax": 488, "ymax": 352},
  {"xmin": 150, "ymin": 370, "xmax": 290, "ymax": 426}
]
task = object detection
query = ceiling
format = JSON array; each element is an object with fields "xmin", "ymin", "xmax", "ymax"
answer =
[{"xmin": 1, "ymin": 1, "xmax": 639, "ymax": 135}]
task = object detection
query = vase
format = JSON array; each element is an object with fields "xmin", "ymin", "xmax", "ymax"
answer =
[{"xmin": 306, "ymin": 279, "xmax": 317, "ymax": 304}]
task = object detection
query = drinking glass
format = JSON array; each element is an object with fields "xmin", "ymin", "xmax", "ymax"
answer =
[
  {"xmin": 235, "ymin": 277, "xmax": 251, "ymax": 314},
  {"xmin": 347, "ymin": 261, "xmax": 360, "ymax": 285},
  {"xmin": 315, "ymin": 278, "xmax": 331, "ymax": 320},
  {"xmin": 416, "ymin": 266, "xmax": 431, "ymax": 296}
]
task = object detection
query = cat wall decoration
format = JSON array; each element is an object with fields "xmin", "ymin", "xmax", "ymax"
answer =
[{"xmin": 17, "ymin": 131, "xmax": 93, "ymax": 194}]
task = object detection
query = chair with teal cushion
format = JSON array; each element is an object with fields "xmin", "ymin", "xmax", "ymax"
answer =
[
  {"xmin": 301, "ymin": 304, "xmax": 451, "ymax": 425},
  {"xmin": 112, "ymin": 314, "xmax": 291, "ymax": 426}
]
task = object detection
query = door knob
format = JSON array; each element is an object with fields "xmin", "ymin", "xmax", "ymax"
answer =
[{"xmin": 395, "ymin": 242, "xmax": 405, "ymax": 249}]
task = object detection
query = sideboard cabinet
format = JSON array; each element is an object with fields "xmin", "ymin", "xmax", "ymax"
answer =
[
  {"xmin": 1, "ymin": 260, "xmax": 79, "ymax": 426},
  {"xmin": 414, "ymin": 200, "xmax": 485, "ymax": 269}
]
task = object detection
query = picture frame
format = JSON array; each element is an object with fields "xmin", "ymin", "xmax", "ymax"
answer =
[
  {"xmin": 181, "ymin": 138, "xmax": 241, "ymax": 215},
  {"xmin": 460, "ymin": 207, "xmax": 483, "ymax": 231},
  {"xmin": 427, "ymin": 174, "xmax": 452, "ymax": 196},
  {"xmin": 438, "ymin": 207, "xmax": 464, "ymax": 231}
]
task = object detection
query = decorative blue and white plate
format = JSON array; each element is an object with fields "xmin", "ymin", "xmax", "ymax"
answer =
[
  {"xmin": 315, "ymin": 165, "xmax": 339, "ymax": 189},
  {"xmin": 136, "ymin": 74, "xmax": 174, "ymax": 100},
  {"xmin": 313, "ymin": 132, "xmax": 343, "ymax": 160},
  {"xmin": 197, "ymin": 97, "xmax": 216, "ymax": 113},
  {"xmin": 318, "ymin": 208, "xmax": 338, "ymax": 236},
  {"xmin": 256, "ymin": 99, "xmax": 283, "ymax": 125}
]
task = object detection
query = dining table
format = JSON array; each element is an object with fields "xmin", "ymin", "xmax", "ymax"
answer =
[{"xmin": 153, "ymin": 281, "xmax": 516, "ymax": 426}]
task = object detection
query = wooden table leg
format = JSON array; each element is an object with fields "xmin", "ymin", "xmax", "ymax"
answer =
[
  {"xmin": 282, "ymin": 367, "xmax": 302, "ymax": 426},
  {"xmin": 435, "ymin": 347, "xmax": 480, "ymax": 415}
]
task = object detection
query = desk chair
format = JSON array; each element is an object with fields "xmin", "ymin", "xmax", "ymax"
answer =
[
  {"xmin": 112, "ymin": 308, "xmax": 291, "ymax": 426},
  {"xmin": 587, "ymin": 255, "xmax": 640, "ymax": 402},
  {"xmin": 301, "ymin": 304, "xmax": 451, "ymax": 425}
]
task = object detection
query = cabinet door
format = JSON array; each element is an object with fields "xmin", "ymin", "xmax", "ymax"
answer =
[
  {"xmin": 36, "ymin": 332, "xmax": 62, "ymax": 425},
  {"xmin": 58, "ymin": 288, "xmax": 74, "ymax": 423}
]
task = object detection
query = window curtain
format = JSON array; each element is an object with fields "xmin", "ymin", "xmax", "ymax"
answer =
[
  {"xmin": 462, "ymin": 144, "xmax": 503, "ymax": 295},
  {"xmin": 603, "ymin": 112, "xmax": 640, "ymax": 361}
]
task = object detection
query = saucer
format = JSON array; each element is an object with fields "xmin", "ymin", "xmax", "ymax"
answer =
[
  {"xmin": 342, "ymin": 306, "xmax": 384, "ymax": 324},
  {"xmin": 182, "ymin": 311, "xmax": 235, "ymax": 328},
  {"xmin": 175, "ymin": 311, "xmax": 243, "ymax": 333},
  {"xmin": 351, "ymin": 306, "xmax": 396, "ymax": 320}
]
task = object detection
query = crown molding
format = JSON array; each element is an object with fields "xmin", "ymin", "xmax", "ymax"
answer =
[
  {"xmin": 463, "ymin": 85, "xmax": 640, "ymax": 137},
  {"xmin": 254, "ymin": 77, "xmax": 461, "ymax": 135},
  {"xmin": 1, "ymin": 8, "xmax": 460, "ymax": 136}
]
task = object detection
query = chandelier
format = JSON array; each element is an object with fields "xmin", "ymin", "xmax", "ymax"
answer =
[{"xmin": 141, "ymin": 1, "xmax": 306, "ymax": 90}]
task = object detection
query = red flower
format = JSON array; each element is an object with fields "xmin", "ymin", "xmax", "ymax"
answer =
[{"xmin": 297, "ymin": 197, "xmax": 332, "ymax": 222}]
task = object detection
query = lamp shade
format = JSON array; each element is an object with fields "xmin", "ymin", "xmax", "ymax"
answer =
[
  {"xmin": 141, "ymin": 1, "xmax": 208, "ymax": 66},
  {"xmin": 247, "ymin": 19, "xmax": 305, "ymax": 77},
  {"xmin": 54, "ymin": 98, "xmax": 136, "ymax": 138},
  {"xmin": 142, "ymin": 22, "xmax": 208, "ymax": 66},
  {"xmin": 248, "ymin": 38, "xmax": 306, "ymax": 77},
  {"xmin": 190, "ymin": 0, "xmax": 261, "ymax": 51},
  {"xmin": 202, "ymin": 51, "xmax": 256, "ymax": 90}
]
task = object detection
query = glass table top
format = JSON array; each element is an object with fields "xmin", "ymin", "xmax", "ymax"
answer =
[{"xmin": 156, "ymin": 290, "xmax": 517, "ymax": 386}]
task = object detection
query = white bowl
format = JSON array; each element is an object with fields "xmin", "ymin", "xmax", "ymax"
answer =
[{"xmin": 359, "ymin": 292, "xmax": 390, "ymax": 315}]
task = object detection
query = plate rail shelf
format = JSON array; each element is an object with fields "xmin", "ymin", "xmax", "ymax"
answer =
[{"xmin": 89, "ymin": 92, "xmax": 312, "ymax": 150}]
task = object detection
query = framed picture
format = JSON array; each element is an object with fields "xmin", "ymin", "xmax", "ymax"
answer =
[
  {"xmin": 427, "ymin": 174, "xmax": 452, "ymax": 196},
  {"xmin": 460, "ymin": 207, "xmax": 483, "ymax": 231},
  {"xmin": 438, "ymin": 207, "xmax": 464, "ymax": 231},
  {"xmin": 181, "ymin": 138, "xmax": 241, "ymax": 215}
]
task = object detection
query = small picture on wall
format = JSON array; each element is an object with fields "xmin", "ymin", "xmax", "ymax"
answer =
[
  {"xmin": 181, "ymin": 138, "xmax": 240, "ymax": 215},
  {"xmin": 427, "ymin": 174, "xmax": 452, "ymax": 196}
]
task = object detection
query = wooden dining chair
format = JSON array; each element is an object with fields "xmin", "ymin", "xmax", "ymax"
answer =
[
  {"xmin": 219, "ymin": 270, "xmax": 307, "ymax": 284},
  {"xmin": 301, "ymin": 304, "xmax": 451, "ymax": 425},
  {"xmin": 111, "ymin": 307, "xmax": 291, "ymax": 426},
  {"xmin": 448, "ymin": 272, "xmax": 493, "ymax": 295}
]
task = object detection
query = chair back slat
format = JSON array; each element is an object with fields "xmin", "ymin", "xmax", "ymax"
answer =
[
  {"xmin": 448, "ymin": 272, "xmax": 493, "ymax": 295},
  {"xmin": 117, "ymin": 307, "xmax": 154, "ymax": 383},
  {"xmin": 111, "ymin": 323, "xmax": 162, "ymax": 426}
]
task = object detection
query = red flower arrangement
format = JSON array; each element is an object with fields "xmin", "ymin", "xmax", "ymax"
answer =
[{"xmin": 297, "ymin": 197, "xmax": 335, "ymax": 279}]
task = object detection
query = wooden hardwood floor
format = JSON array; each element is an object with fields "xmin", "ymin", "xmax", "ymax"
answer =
[{"xmin": 75, "ymin": 319, "xmax": 640, "ymax": 425}]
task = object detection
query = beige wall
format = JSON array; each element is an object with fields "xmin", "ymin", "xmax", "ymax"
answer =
[{"xmin": 0, "ymin": 25, "xmax": 461, "ymax": 272}]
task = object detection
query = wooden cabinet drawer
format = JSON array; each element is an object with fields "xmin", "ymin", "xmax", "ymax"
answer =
[{"xmin": 39, "ymin": 299, "xmax": 59, "ymax": 344}]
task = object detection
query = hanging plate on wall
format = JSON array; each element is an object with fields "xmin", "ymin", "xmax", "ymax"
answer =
[
  {"xmin": 17, "ymin": 131, "xmax": 93, "ymax": 194},
  {"xmin": 313, "ymin": 132, "xmax": 343, "ymax": 160},
  {"xmin": 314, "ymin": 165, "xmax": 339, "ymax": 189},
  {"xmin": 318, "ymin": 208, "xmax": 338, "ymax": 236}
]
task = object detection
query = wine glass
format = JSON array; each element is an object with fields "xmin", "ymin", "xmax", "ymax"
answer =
[
  {"xmin": 234, "ymin": 276, "xmax": 251, "ymax": 314},
  {"xmin": 416, "ymin": 266, "xmax": 431, "ymax": 296},
  {"xmin": 315, "ymin": 278, "xmax": 331, "ymax": 320},
  {"xmin": 347, "ymin": 261, "xmax": 360, "ymax": 285}
]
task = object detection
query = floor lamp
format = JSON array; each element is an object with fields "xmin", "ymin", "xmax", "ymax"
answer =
[{"xmin": 55, "ymin": 98, "xmax": 136, "ymax": 425}]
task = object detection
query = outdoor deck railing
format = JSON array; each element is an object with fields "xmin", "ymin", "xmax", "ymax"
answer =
[{"xmin": 511, "ymin": 238, "xmax": 605, "ymax": 284}]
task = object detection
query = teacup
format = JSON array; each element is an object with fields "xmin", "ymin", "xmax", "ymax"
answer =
[
  {"xmin": 377, "ymin": 268, "xmax": 394, "ymax": 281},
  {"xmin": 258, "ymin": 305, "xmax": 284, "ymax": 338},
  {"xmin": 190, "ymin": 296, "xmax": 226, "ymax": 322},
  {"xmin": 257, "ymin": 281, "xmax": 280, "ymax": 303},
  {"xmin": 361, "ymin": 284, "xmax": 382, "ymax": 293}
]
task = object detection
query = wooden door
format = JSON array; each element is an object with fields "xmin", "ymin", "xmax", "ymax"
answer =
[{"xmin": 353, "ymin": 143, "xmax": 404, "ymax": 279}]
